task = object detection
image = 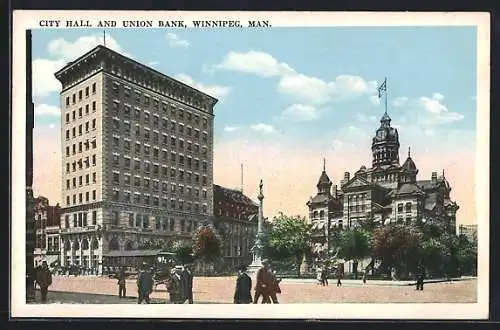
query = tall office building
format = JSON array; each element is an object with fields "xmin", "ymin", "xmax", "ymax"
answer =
[{"xmin": 55, "ymin": 45, "xmax": 217, "ymax": 274}]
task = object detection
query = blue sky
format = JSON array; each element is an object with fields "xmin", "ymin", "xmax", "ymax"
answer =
[
  {"xmin": 32, "ymin": 27, "xmax": 477, "ymax": 146},
  {"xmin": 31, "ymin": 26, "xmax": 478, "ymax": 224}
]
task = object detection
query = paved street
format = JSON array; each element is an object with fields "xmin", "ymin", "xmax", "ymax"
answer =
[{"xmin": 33, "ymin": 275, "xmax": 477, "ymax": 304}]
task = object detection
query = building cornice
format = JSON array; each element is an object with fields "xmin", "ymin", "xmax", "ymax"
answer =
[{"xmin": 55, "ymin": 45, "xmax": 218, "ymax": 114}]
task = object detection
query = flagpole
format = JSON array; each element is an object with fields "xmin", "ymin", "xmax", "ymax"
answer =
[{"xmin": 384, "ymin": 77, "xmax": 388, "ymax": 115}]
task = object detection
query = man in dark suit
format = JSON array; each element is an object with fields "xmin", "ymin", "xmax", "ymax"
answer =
[
  {"xmin": 254, "ymin": 259, "xmax": 273, "ymax": 304},
  {"xmin": 136, "ymin": 262, "xmax": 154, "ymax": 304},
  {"xmin": 182, "ymin": 265, "xmax": 194, "ymax": 304},
  {"xmin": 234, "ymin": 265, "xmax": 252, "ymax": 304}
]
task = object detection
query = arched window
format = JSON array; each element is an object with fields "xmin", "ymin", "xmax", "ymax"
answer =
[
  {"xmin": 73, "ymin": 239, "xmax": 80, "ymax": 250},
  {"xmin": 108, "ymin": 237, "xmax": 119, "ymax": 251},
  {"xmin": 338, "ymin": 220, "xmax": 343, "ymax": 230},
  {"xmin": 91, "ymin": 237, "xmax": 99, "ymax": 250},
  {"xmin": 81, "ymin": 238, "xmax": 89, "ymax": 250},
  {"xmin": 64, "ymin": 240, "xmax": 71, "ymax": 250},
  {"xmin": 319, "ymin": 210, "xmax": 325, "ymax": 218},
  {"xmin": 405, "ymin": 202, "xmax": 412, "ymax": 213},
  {"xmin": 313, "ymin": 211, "xmax": 318, "ymax": 218},
  {"xmin": 124, "ymin": 241, "xmax": 133, "ymax": 251}
]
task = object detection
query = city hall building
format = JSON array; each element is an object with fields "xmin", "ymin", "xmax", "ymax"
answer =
[
  {"xmin": 55, "ymin": 45, "xmax": 217, "ymax": 273},
  {"xmin": 307, "ymin": 111, "xmax": 460, "ymax": 255}
]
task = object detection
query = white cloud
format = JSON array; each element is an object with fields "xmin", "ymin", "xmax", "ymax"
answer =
[
  {"xmin": 392, "ymin": 96, "xmax": 409, "ymax": 107},
  {"xmin": 148, "ymin": 61, "xmax": 159, "ymax": 66},
  {"xmin": 224, "ymin": 126, "xmax": 239, "ymax": 132},
  {"xmin": 356, "ymin": 113, "xmax": 377, "ymax": 123},
  {"xmin": 418, "ymin": 93, "xmax": 464, "ymax": 124},
  {"xmin": 34, "ymin": 104, "xmax": 60, "ymax": 117},
  {"xmin": 216, "ymin": 50, "xmax": 376, "ymax": 106},
  {"xmin": 432, "ymin": 93, "xmax": 444, "ymax": 101},
  {"xmin": 166, "ymin": 33, "xmax": 190, "ymax": 48},
  {"xmin": 216, "ymin": 50, "xmax": 294, "ymax": 77},
  {"xmin": 32, "ymin": 58, "xmax": 65, "ymax": 98},
  {"xmin": 34, "ymin": 33, "xmax": 130, "ymax": 99},
  {"xmin": 282, "ymin": 104, "xmax": 320, "ymax": 121},
  {"xmin": 174, "ymin": 73, "xmax": 231, "ymax": 99},
  {"xmin": 370, "ymin": 95, "xmax": 381, "ymax": 105},
  {"xmin": 250, "ymin": 123, "xmax": 274, "ymax": 133},
  {"xmin": 47, "ymin": 33, "xmax": 127, "ymax": 61},
  {"xmin": 332, "ymin": 139, "xmax": 344, "ymax": 151},
  {"xmin": 48, "ymin": 124, "xmax": 56, "ymax": 129}
]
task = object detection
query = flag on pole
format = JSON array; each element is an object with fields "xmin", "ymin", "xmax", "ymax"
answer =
[{"xmin": 377, "ymin": 78, "xmax": 387, "ymax": 99}]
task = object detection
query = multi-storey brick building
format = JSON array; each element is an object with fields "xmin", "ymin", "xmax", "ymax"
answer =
[
  {"xmin": 212, "ymin": 184, "xmax": 262, "ymax": 270},
  {"xmin": 55, "ymin": 45, "xmax": 217, "ymax": 274},
  {"xmin": 308, "ymin": 110, "xmax": 460, "ymax": 258},
  {"xmin": 33, "ymin": 196, "xmax": 61, "ymax": 267}
]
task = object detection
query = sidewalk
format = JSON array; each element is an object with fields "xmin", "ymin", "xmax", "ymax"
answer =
[{"xmin": 282, "ymin": 276, "xmax": 477, "ymax": 286}]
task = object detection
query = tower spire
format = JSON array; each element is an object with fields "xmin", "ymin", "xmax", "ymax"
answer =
[
  {"xmin": 408, "ymin": 146, "xmax": 411, "ymax": 157},
  {"xmin": 103, "ymin": 30, "xmax": 106, "ymax": 46},
  {"xmin": 241, "ymin": 163, "xmax": 244, "ymax": 193},
  {"xmin": 323, "ymin": 157, "xmax": 326, "ymax": 172}
]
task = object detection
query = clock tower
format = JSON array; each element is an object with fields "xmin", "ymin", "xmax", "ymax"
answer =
[{"xmin": 371, "ymin": 110, "xmax": 400, "ymax": 167}]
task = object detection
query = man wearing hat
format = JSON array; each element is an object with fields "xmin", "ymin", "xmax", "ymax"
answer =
[
  {"xmin": 254, "ymin": 259, "xmax": 274, "ymax": 304},
  {"xmin": 167, "ymin": 266, "xmax": 184, "ymax": 304},
  {"xmin": 233, "ymin": 265, "xmax": 252, "ymax": 304},
  {"xmin": 181, "ymin": 265, "xmax": 194, "ymax": 304},
  {"xmin": 136, "ymin": 262, "xmax": 154, "ymax": 304}
]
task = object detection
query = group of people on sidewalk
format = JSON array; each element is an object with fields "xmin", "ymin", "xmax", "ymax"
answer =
[
  {"xmin": 233, "ymin": 259, "xmax": 282, "ymax": 304},
  {"xmin": 119, "ymin": 262, "xmax": 194, "ymax": 304}
]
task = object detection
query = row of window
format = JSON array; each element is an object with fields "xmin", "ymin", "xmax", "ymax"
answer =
[
  {"xmin": 66, "ymin": 173, "xmax": 97, "ymax": 190},
  {"xmin": 64, "ymin": 101, "xmax": 97, "ymax": 123},
  {"xmin": 65, "ymin": 155, "xmax": 97, "ymax": 173},
  {"xmin": 112, "ymin": 165, "xmax": 208, "ymax": 185},
  {"xmin": 65, "ymin": 120, "xmax": 97, "ymax": 140},
  {"xmin": 110, "ymin": 100, "xmax": 209, "ymax": 139},
  {"xmin": 63, "ymin": 211, "xmax": 98, "ymax": 228},
  {"xmin": 111, "ymin": 176, "xmax": 208, "ymax": 197},
  {"xmin": 113, "ymin": 136, "xmax": 209, "ymax": 161},
  {"xmin": 397, "ymin": 202, "xmax": 413, "ymax": 213},
  {"xmin": 65, "ymin": 190, "xmax": 97, "ymax": 206},
  {"xmin": 65, "ymin": 139, "xmax": 97, "ymax": 157},
  {"xmin": 110, "ymin": 211, "xmax": 199, "ymax": 233},
  {"xmin": 110, "ymin": 82, "xmax": 209, "ymax": 128},
  {"xmin": 110, "ymin": 190, "xmax": 208, "ymax": 213},
  {"xmin": 112, "ymin": 152, "xmax": 208, "ymax": 173},
  {"xmin": 65, "ymin": 83, "xmax": 97, "ymax": 107}
]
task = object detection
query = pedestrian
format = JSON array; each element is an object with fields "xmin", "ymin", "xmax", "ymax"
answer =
[
  {"xmin": 118, "ymin": 267, "xmax": 127, "ymax": 298},
  {"xmin": 233, "ymin": 265, "xmax": 252, "ymax": 304},
  {"xmin": 182, "ymin": 265, "xmax": 194, "ymax": 304},
  {"xmin": 362, "ymin": 271, "xmax": 367, "ymax": 284},
  {"xmin": 167, "ymin": 266, "xmax": 184, "ymax": 304},
  {"xmin": 416, "ymin": 263, "xmax": 425, "ymax": 291},
  {"xmin": 36, "ymin": 261, "xmax": 52, "ymax": 303},
  {"xmin": 265, "ymin": 269, "xmax": 281, "ymax": 304},
  {"xmin": 253, "ymin": 259, "xmax": 273, "ymax": 304},
  {"xmin": 136, "ymin": 262, "xmax": 153, "ymax": 304},
  {"xmin": 320, "ymin": 266, "xmax": 329, "ymax": 286},
  {"xmin": 336, "ymin": 265, "xmax": 343, "ymax": 287}
]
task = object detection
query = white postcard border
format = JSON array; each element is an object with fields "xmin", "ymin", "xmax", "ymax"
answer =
[{"xmin": 11, "ymin": 10, "xmax": 490, "ymax": 319}]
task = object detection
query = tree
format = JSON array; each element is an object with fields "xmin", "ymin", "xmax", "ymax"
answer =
[
  {"xmin": 371, "ymin": 224, "xmax": 422, "ymax": 278},
  {"xmin": 337, "ymin": 228, "xmax": 371, "ymax": 279},
  {"xmin": 172, "ymin": 240, "xmax": 195, "ymax": 265},
  {"xmin": 192, "ymin": 223, "xmax": 222, "ymax": 263},
  {"xmin": 266, "ymin": 213, "xmax": 312, "ymax": 276},
  {"xmin": 457, "ymin": 234, "xmax": 477, "ymax": 276}
]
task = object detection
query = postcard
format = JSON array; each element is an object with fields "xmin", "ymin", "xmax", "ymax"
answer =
[{"xmin": 10, "ymin": 10, "xmax": 490, "ymax": 319}]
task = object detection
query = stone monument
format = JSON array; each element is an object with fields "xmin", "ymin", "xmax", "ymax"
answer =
[{"xmin": 247, "ymin": 179, "xmax": 266, "ymax": 277}]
